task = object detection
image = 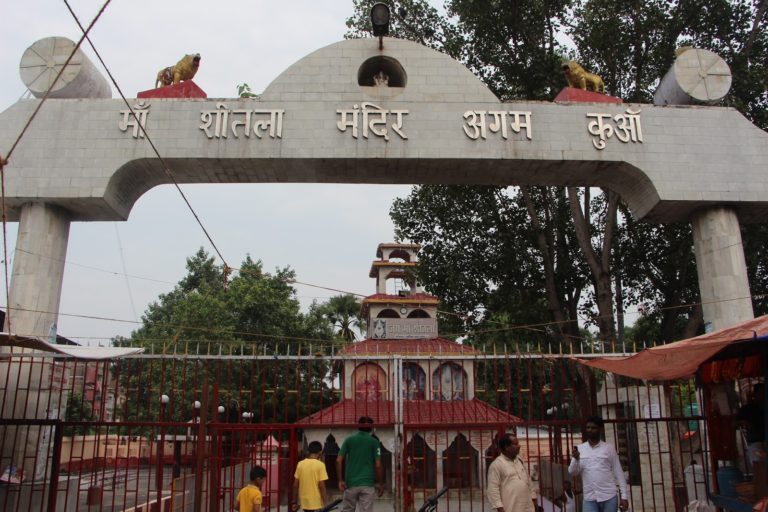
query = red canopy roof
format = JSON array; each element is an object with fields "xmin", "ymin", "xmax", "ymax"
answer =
[
  {"xmin": 295, "ymin": 398, "xmax": 522, "ymax": 426},
  {"xmin": 577, "ymin": 315, "xmax": 768, "ymax": 381}
]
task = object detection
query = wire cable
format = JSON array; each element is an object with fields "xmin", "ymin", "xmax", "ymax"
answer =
[{"xmin": 113, "ymin": 224, "xmax": 138, "ymax": 321}]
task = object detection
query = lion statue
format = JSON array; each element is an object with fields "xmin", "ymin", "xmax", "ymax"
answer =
[
  {"xmin": 562, "ymin": 61, "xmax": 605, "ymax": 94},
  {"xmin": 155, "ymin": 53, "xmax": 201, "ymax": 88}
]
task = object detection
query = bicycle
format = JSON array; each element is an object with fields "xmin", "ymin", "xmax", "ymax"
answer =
[
  {"xmin": 317, "ymin": 498, "xmax": 344, "ymax": 512},
  {"xmin": 417, "ymin": 487, "xmax": 449, "ymax": 512}
]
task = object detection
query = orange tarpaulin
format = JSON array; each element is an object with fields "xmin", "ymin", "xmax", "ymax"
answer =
[{"xmin": 577, "ymin": 315, "xmax": 768, "ymax": 381}]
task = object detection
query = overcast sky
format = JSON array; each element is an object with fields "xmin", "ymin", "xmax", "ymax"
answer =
[{"xmin": 0, "ymin": 0, "xmax": 424, "ymax": 345}]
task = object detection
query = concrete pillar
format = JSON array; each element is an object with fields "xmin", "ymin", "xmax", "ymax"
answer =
[
  {"xmin": 0, "ymin": 202, "xmax": 70, "ymax": 483},
  {"xmin": 5, "ymin": 202, "xmax": 71, "ymax": 338},
  {"xmin": 691, "ymin": 207, "xmax": 754, "ymax": 332}
]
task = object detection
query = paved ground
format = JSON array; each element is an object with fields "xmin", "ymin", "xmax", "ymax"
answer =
[{"xmin": 368, "ymin": 496, "xmax": 560, "ymax": 512}]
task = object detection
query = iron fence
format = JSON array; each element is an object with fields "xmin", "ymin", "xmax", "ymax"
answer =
[{"xmin": 0, "ymin": 351, "xmax": 717, "ymax": 512}]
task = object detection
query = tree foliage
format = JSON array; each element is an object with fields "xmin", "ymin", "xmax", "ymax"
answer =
[
  {"xmin": 63, "ymin": 392, "xmax": 96, "ymax": 436},
  {"xmin": 391, "ymin": 185, "xmax": 587, "ymax": 348},
  {"xmin": 113, "ymin": 249, "xmax": 337, "ymax": 424},
  {"xmin": 318, "ymin": 294, "xmax": 364, "ymax": 342}
]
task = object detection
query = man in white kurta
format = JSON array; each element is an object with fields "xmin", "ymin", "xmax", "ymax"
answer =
[{"xmin": 487, "ymin": 434, "xmax": 538, "ymax": 512}]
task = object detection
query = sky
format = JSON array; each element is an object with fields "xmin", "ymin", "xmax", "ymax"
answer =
[{"xmin": 0, "ymin": 0, "xmax": 421, "ymax": 345}]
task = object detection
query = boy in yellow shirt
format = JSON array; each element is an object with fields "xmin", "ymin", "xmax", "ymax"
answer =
[
  {"xmin": 236, "ymin": 466, "xmax": 267, "ymax": 512},
  {"xmin": 292, "ymin": 441, "xmax": 329, "ymax": 512}
]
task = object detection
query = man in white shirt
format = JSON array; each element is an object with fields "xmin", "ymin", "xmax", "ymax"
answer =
[
  {"xmin": 487, "ymin": 434, "xmax": 539, "ymax": 512},
  {"xmin": 568, "ymin": 416, "xmax": 629, "ymax": 512}
]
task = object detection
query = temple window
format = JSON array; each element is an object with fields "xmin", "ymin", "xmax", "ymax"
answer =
[
  {"xmin": 402, "ymin": 362, "xmax": 426, "ymax": 400},
  {"xmin": 432, "ymin": 363, "xmax": 467, "ymax": 401},
  {"xmin": 353, "ymin": 362, "xmax": 387, "ymax": 401}
]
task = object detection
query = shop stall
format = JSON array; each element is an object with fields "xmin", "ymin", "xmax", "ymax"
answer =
[{"xmin": 576, "ymin": 315, "xmax": 768, "ymax": 511}]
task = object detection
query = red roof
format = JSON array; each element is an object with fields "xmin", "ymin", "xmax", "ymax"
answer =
[
  {"xmin": 295, "ymin": 398, "xmax": 523, "ymax": 426},
  {"xmin": 578, "ymin": 314, "xmax": 768, "ymax": 381},
  {"xmin": 340, "ymin": 338, "xmax": 478, "ymax": 356}
]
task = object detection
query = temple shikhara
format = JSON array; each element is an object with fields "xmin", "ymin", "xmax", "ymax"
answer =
[{"xmin": 298, "ymin": 243, "xmax": 522, "ymax": 498}]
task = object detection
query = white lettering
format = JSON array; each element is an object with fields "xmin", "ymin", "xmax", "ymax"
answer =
[
  {"xmin": 464, "ymin": 110, "xmax": 532, "ymax": 140},
  {"xmin": 200, "ymin": 104, "xmax": 283, "ymax": 139},
  {"xmin": 337, "ymin": 104, "xmax": 408, "ymax": 140},
  {"xmin": 118, "ymin": 101, "xmax": 150, "ymax": 139},
  {"xmin": 587, "ymin": 108, "xmax": 643, "ymax": 149}
]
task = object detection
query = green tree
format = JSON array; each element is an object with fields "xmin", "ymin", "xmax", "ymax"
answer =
[
  {"xmin": 447, "ymin": 0, "xmax": 572, "ymax": 100},
  {"xmin": 617, "ymin": 219, "xmax": 702, "ymax": 343},
  {"xmin": 346, "ymin": 0, "xmax": 464, "ymax": 56},
  {"xmin": 319, "ymin": 294, "xmax": 364, "ymax": 342},
  {"xmin": 113, "ymin": 249, "xmax": 337, "ymax": 424},
  {"xmin": 390, "ymin": 185, "xmax": 587, "ymax": 348}
]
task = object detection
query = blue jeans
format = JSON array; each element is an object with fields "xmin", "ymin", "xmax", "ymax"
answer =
[{"xmin": 582, "ymin": 495, "xmax": 618, "ymax": 512}]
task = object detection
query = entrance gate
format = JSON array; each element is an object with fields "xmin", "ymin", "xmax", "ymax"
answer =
[{"xmin": 0, "ymin": 350, "xmax": 712, "ymax": 512}]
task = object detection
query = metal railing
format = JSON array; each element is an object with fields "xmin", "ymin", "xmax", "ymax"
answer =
[{"xmin": 0, "ymin": 351, "xmax": 714, "ymax": 512}]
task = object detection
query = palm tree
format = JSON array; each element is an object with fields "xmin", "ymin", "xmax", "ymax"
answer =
[{"xmin": 321, "ymin": 294, "xmax": 363, "ymax": 342}]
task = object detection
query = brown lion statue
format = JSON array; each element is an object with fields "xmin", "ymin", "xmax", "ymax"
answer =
[
  {"xmin": 155, "ymin": 53, "xmax": 201, "ymax": 88},
  {"xmin": 562, "ymin": 61, "xmax": 605, "ymax": 94}
]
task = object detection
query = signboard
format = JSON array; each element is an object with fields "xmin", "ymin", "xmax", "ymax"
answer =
[{"xmin": 370, "ymin": 318, "xmax": 438, "ymax": 339}]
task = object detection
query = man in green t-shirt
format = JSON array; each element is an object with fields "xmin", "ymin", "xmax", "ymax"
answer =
[{"xmin": 336, "ymin": 416, "xmax": 383, "ymax": 512}]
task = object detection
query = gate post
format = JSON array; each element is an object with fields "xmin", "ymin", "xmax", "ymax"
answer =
[
  {"xmin": 393, "ymin": 356, "xmax": 403, "ymax": 512},
  {"xmin": 46, "ymin": 421, "xmax": 63, "ymax": 512},
  {"xmin": 193, "ymin": 384, "xmax": 209, "ymax": 512},
  {"xmin": 691, "ymin": 207, "xmax": 754, "ymax": 331}
]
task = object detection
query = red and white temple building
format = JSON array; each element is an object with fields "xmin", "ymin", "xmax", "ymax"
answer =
[{"xmin": 297, "ymin": 243, "xmax": 522, "ymax": 498}]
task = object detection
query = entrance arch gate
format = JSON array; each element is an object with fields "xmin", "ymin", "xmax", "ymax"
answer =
[
  {"xmin": 1, "ymin": 37, "xmax": 766, "ymax": 340},
  {"xmin": 0, "ymin": 34, "xmax": 765, "ymax": 510}
]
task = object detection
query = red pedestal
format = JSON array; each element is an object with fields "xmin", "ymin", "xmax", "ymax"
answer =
[
  {"xmin": 137, "ymin": 80, "xmax": 207, "ymax": 99},
  {"xmin": 554, "ymin": 87, "xmax": 623, "ymax": 104}
]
